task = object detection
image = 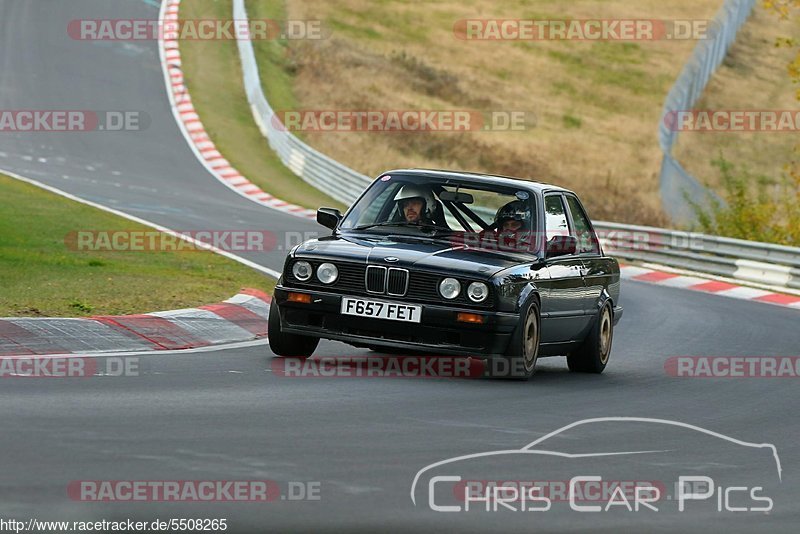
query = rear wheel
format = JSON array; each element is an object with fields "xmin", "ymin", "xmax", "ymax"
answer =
[
  {"xmin": 485, "ymin": 300, "xmax": 540, "ymax": 380},
  {"xmin": 267, "ymin": 301, "xmax": 319, "ymax": 358},
  {"xmin": 567, "ymin": 302, "xmax": 613, "ymax": 373}
]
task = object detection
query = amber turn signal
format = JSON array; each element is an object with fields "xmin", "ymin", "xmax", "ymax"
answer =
[
  {"xmin": 457, "ymin": 312, "xmax": 485, "ymax": 324},
  {"xmin": 287, "ymin": 292, "xmax": 312, "ymax": 304}
]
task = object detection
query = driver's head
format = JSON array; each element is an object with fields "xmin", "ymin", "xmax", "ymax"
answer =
[
  {"xmin": 394, "ymin": 184, "xmax": 435, "ymax": 223},
  {"xmin": 495, "ymin": 200, "xmax": 531, "ymax": 233}
]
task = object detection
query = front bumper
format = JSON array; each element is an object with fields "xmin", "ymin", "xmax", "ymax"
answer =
[{"xmin": 273, "ymin": 286, "xmax": 518, "ymax": 358}]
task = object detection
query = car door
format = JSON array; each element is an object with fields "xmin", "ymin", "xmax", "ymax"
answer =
[
  {"xmin": 541, "ymin": 193, "xmax": 591, "ymax": 343},
  {"xmin": 564, "ymin": 193, "xmax": 614, "ymax": 317}
]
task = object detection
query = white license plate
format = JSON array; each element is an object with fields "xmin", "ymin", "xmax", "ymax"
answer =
[{"xmin": 340, "ymin": 297, "xmax": 421, "ymax": 323}]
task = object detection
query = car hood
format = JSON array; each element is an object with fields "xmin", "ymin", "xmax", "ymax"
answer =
[{"xmin": 293, "ymin": 233, "xmax": 523, "ymax": 279}]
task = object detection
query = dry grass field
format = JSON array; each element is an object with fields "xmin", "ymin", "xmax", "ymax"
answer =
[
  {"xmin": 183, "ymin": 0, "xmax": 795, "ymax": 227},
  {"xmin": 272, "ymin": 0, "xmax": 731, "ymax": 225}
]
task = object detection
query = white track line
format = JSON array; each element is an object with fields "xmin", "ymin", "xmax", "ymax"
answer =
[{"xmin": 6, "ymin": 339, "xmax": 271, "ymax": 359}]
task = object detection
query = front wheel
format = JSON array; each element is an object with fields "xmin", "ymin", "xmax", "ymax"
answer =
[
  {"xmin": 485, "ymin": 300, "xmax": 540, "ymax": 380},
  {"xmin": 567, "ymin": 302, "xmax": 613, "ymax": 373},
  {"xmin": 267, "ymin": 301, "xmax": 319, "ymax": 358}
]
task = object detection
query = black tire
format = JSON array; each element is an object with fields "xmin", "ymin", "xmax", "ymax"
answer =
[
  {"xmin": 267, "ymin": 301, "xmax": 319, "ymax": 358},
  {"xmin": 485, "ymin": 299, "xmax": 540, "ymax": 380},
  {"xmin": 567, "ymin": 302, "xmax": 613, "ymax": 374}
]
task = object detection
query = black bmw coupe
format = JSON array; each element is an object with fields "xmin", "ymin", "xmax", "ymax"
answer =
[{"xmin": 270, "ymin": 169, "xmax": 622, "ymax": 379}]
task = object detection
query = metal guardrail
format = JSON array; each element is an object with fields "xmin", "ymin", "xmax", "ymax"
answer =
[
  {"xmin": 658, "ymin": 0, "xmax": 758, "ymax": 224},
  {"xmin": 233, "ymin": 0, "xmax": 799, "ymax": 293},
  {"xmin": 594, "ymin": 222, "xmax": 800, "ymax": 291},
  {"xmin": 233, "ymin": 0, "xmax": 370, "ymax": 207}
]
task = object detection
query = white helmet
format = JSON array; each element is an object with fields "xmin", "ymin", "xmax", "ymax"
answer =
[{"xmin": 394, "ymin": 184, "xmax": 436, "ymax": 218}]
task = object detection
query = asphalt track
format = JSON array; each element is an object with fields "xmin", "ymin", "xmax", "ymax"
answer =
[{"xmin": 1, "ymin": 1, "xmax": 799, "ymax": 532}]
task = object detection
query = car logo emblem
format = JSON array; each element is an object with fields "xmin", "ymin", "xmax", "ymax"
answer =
[{"xmin": 385, "ymin": 257, "xmax": 399, "ymax": 262}]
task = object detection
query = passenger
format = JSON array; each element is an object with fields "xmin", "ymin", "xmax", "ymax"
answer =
[{"xmin": 494, "ymin": 200, "xmax": 533, "ymax": 251}]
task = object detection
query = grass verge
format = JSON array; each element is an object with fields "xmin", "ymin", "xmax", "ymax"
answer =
[
  {"xmin": 0, "ymin": 174, "xmax": 274, "ymax": 317},
  {"xmin": 178, "ymin": 0, "xmax": 347, "ymax": 212},
  {"xmin": 672, "ymin": 5, "xmax": 798, "ymax": 195}
]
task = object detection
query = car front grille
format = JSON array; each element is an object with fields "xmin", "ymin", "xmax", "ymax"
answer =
[
  {"xmin": 365, "ymin": 266, "xmax": 409, "ymax": 296},
  {"xmin": 387, "ymin": 268, "xmax": 409, "ymax": 296},
  {"xmin": 366, "ymin": 266, "xmax": 387, "ymax": 294},
  {"xmin": 284, "ymin": 260, "xmax": 492, "ymax": 308}
]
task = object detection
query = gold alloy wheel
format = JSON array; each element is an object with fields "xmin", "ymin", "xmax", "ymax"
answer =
[
  {"xmin": 523, "ymin": 307, "xmax": 540, "ymax": 372},
  {"xmin": 599, "ymin": 306, "xmax": 613, "ymax": 365}
]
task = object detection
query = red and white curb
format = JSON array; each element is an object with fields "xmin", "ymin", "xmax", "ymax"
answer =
[
  {"xmin": 0, "ymin": 289, "xmax": 271, "ymax": 357},
  {"xmin": 621, "ymin": 264, "xmax": 800, "ymax": 311},
  {"xmin": 159, "ymin": 0, "xmax": 316, "ymax": 220}
]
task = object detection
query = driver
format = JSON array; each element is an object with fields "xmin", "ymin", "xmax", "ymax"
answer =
[{"xmin": 394, "ymin": 184, "xmax": 438, "ymax": 225}]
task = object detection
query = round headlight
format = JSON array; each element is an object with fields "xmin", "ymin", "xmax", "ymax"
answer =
[
  {"xmin": 292, "ymin": 260, "xmax": 312, "ymax": 281},
  {"xmin": 467, "ymin": 282, "xmax": 489, "ymax": 302},
  {"xmin": 439, "ymin": 278, "xmax": 461, "ymax": 300},
  {"xmin": 317, "ymin": 263, "xmax": 338, "ymax": 284}
]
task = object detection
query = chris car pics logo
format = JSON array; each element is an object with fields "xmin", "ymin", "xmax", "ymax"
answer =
[{"xmin": 411, "ymin": 417, "xmax": 781, "ymax": 514}]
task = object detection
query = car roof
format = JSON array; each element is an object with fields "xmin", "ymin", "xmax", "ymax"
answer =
[{"xmin": 382, "ymin": 168, "xmax": 574, "ymax": 195}]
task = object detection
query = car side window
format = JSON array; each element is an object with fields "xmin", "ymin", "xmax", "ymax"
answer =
[
  {"xmin": 566, "ymin": 195, "xmax": 600, "ymax": 254},
  {"xmin": 544, "ymin": 195, "xmax": 569, "ymax": 241}
]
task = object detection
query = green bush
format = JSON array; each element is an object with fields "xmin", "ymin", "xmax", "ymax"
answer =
[{"xmin": 688, "ymin": 156, "xmax": 800, "ymax": 246}]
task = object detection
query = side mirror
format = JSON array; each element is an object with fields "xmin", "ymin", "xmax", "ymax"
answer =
[
  {"xmin": 546, "ymin": 235, "xmax": 577, "ymax": 259},
  {"xmin": 317, "ymin": 207, "xmax": 342, "ymax": 231}
]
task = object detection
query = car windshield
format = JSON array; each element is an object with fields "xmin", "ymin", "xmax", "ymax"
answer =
[{"xmin": 339, "ymin": 174, "xmax": 538, "ymax": 249}]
